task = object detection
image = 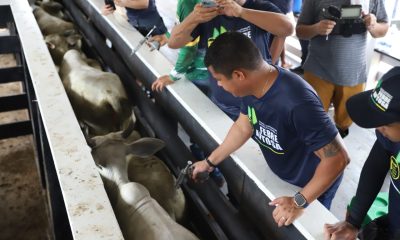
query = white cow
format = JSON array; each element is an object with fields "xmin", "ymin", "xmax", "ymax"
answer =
[
  {"xmin": 60, "ymin": 49, "xmax": 130, "ymax": 135},
  {"xmin": 33, "ymin": 7, "xmax": 74, "ymax": 35},
  {"xmin": 91, "ymin": 129, "xmax": 186, "ymax": 222},
  {"xmin": 91, "ymin": 136, "xmax": 198, "ymax": 240}
]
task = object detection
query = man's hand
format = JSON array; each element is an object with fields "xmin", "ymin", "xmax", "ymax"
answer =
[
  {"xmin": 114, "ymin": 0, "xmax": 126, "ymax": 7},
  {"xmin": 191, "ymin": 160, "xmax": 214, "ymax": 181},
  {"xmin": 148, "ymin": 34, "xmax": 168, "ymax": 48},
  {"xmin": 269, "ymin": 196, "xmax": 304, "ymax": 227},
  {"xmin": 362, "ymin": 12, "xmax": 377, "ymax": 30},
  {"xmin": 193, "ymin": 3, "xmax": 220, "ymax": 24},
  {"xmin": 315, "ymin": 20, "xmax": 336, "ymax": 36},
  {"xmin": 102, "ymin": 4, "xmax": 115, "ymax": 15},
  {"xmin": 324, "ymin": 221, "xmax": 358, "ymax": 240},
  {"xmin": 216, "ymin": 0, "xmax": 243, "ymax": 18},
  {"xmin": 151, "ymin": 75, "xmax": 174, "ymax": 92}
]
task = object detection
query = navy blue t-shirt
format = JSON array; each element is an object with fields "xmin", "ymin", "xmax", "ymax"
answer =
[
  {"xmin": 240, "ymin": 67, "xmax": 338, "ymax": 187},
  {"xmin": 191, "ymin": 0, "xmax": 281, "ymax": 119},
  {"xmin": 376, "ymin": 131, "xmax": 400, "ymax": 235},
  {"xmin": 126, "ymin": 0, "xmax": 167, "ymax": 35}
]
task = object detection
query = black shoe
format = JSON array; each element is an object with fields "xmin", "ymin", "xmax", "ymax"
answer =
[
  {"xmin": 337, "ymin": 127, "xmax": 349, "ymax": 138},
  {"xmin": 290, "ymin": 66, "xmax": 304, "ymax": 74}
]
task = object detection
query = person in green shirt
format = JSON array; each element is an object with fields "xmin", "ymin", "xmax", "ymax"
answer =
[{"xmin": 151, "ymin": 0, "xmax": 210, "ymax": 94}]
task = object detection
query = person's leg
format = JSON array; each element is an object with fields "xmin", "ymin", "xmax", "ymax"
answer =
[
  {"xmin": 332, "ymin": 82, "xmax": 365, "ymax": 138},
  {"xmin": 303, "ymin": 71, "xmax": 335, "ymax": 112},
  {"xmin": 299, "ymin": 39, "xmax": 309, "ymax": 66}
]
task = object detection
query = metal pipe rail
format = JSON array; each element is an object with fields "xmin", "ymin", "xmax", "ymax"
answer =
[{"xmin": 66, "ymin": 0, "xmax": 340, "ymax": 239}]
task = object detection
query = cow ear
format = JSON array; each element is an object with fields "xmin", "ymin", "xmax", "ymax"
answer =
[
  {"xmin": 45, "ymin": 41, "xmax": 56, "ymax": 49},
  {"xmin": 126, "ymin": 137, "xmax": 165, "ymax": 157},
  {"xmin": 66, "ymin": 34, "xmax": 82, "ymax": 47}
]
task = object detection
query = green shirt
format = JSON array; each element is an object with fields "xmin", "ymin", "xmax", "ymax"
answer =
[{"xmin": 170, "ymin": 0, "xmax": 208, "ymax": 82}]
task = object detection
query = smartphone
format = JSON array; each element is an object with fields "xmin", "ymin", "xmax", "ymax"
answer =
[
  {"xmin": 201, "ymin": 0, "xmax": 217, "ymax": 8},
  {"xmin": 105, "ymin": 0, "xmax": 116, "ymax": 10}
]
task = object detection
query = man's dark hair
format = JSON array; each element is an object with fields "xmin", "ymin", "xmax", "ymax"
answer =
[{"xmin": 204, "ymin": 32, "xmax": 264, "ymax": 78}]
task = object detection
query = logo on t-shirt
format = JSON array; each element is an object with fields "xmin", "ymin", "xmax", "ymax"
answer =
[
  {"xmin": 390, "ymin": 152, "xmax": 400, "ymax": 195},
  {"xmin": 208, "ymin": 26, "xmax": 227, "ymax": 47},
  {"xmin": 207, "ymin": 25, "xmax": 252, "ymax": 47},
  {"xmin": 248, "ymin": 106, "xmax": 284, "ymax": 155}
]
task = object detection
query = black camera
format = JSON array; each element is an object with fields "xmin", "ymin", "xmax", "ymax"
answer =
[
  {"xmin": 105, "ymin": 0, "xmax": 116, "ymax": 10},
  {"xmin": 323, "ymin": 5, "xmax": 366, "ymax": 37}
]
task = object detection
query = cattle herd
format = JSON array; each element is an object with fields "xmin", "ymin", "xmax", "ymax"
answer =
[{"xmin": 32, "ymin": 1, "xmax": 199, "ymax": 239}]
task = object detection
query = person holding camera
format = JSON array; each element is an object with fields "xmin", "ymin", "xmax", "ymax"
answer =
[
  {"xmin": 168, "ymin": 0, "xmax": 293, "ymax": 120},
  {"xmin": 296, "ymin": 0, "xmax": 389, "ymax": 138},
  {"xmin": 324, "ymin": 67, "xmax": 400, "ymax": 240},
  {"xmin": 102, "ymin": 0, "xmax": 168, "ymax": 47}
]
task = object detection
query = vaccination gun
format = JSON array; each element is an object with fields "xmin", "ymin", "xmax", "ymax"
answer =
[
  {"xmin": 131, "ymin": 25, "xmax": 157, "ymax": 55},
  {"xmin": 175, "ymin": 161, "xmax": 210, "ymax": 189}
]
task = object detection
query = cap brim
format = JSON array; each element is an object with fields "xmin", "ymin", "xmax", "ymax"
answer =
[{"xmin": 347, "ymin": 90, "xmax": 400, "ymax": 128}]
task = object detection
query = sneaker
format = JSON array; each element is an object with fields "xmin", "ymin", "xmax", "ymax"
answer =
[
  {"xmin": 291, "ymin": 66, "xmax": 304, "ymax": 74},
  {"xmin": 337, "ymin": 127, "xmax": 349, "ymax": 138}
]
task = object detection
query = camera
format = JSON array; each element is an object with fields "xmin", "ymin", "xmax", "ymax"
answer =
[
  {"xmin": 323, "ymin": 4, "xmax": 366, "ymax": 37},
  {"xmin": 105, "ymin": 0, "xmax": 116, "ymax": 10},
  {"xmin": 201, "ymin": 0, "xmax": 218, "ymax": 8}
]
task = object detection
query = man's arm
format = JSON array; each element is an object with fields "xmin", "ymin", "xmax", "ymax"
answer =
[
  {"xmin": 217, "ymin": 0, "xmax": 293, "ymax": 37},
  {"xmin": 270, "ymin": 134, "xmax": 348, "ymax": 227},
  {"xmin": 168, "ymin": 4, "xmax": 219, "ymax": 49},
  {"xmin": 269, "ymin": 36, "xmax": 285, "ymax": 64},
  {"xmin": 191, "ymin": 113, "xmax": 253, "ymax": 178},
  {"xmin": 296, "ymin": 20, "xmax": 336, "ymax": 40},
  {"xmin": 363, "ymin": 13, "xmax": 389, "ymax": 38},
  {"xmin": 324, "ymin": 140, "xmax": 390, "ymax": 240},
  {"xmin": 114, "ymin": 0, "xmax": 148, "ymax": 9},
  {"xmin": 301, "ymin": 134, "xmax": 349, "ymax": 203}
]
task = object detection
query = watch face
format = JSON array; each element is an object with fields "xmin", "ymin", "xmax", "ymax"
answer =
[{"xmin": 294, "ymin": 193, "xmax": 307, "ymax": 207}]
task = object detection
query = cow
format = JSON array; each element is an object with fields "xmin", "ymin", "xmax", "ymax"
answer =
[
  {"xmin": 33, "ymin": 7, "xmax": 74, "ymax": 35},
  {"xmin": 91, "ymin": 136, "xmax": 197, "ymax": 240},
  {"xmin": 91, "ymin": 128, "xmax": 186, "ymax": 222},
  {"xmin": 60, "ymin": 49, "xmax": 130, "ymax": 135}
]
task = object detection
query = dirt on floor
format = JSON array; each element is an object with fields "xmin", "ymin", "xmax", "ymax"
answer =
[{"xmin": 0, "ymin": 47, "xmax": 50, "ymax": 239}]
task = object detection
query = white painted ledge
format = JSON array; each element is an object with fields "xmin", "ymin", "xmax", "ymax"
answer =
[{"xmin": 8, "ymin": 0, "xmax": 124, "ymax": 239}]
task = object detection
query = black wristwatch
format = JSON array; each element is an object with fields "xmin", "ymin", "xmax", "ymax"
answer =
[
  {"xmin": 294, "ymin": 192, "xmax": 309, "ymax": 208},
  {"xmin": 205, "ymin": 158, "xmax": 217, "ymax": 168}
]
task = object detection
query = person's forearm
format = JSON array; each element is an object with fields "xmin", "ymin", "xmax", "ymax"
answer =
[
  {"xmin": 208, "ymin": 115, "xmax": 253, "ymax": 165},
  {"xmin": 168, "ymin": 14, "xmax": 198, "ymax": 49},
  {"xmin": 301, "ymin": 135, "xmax": 349, "ymax": 203},
  {"xmin": 347, "ymin": 141, "xmax": 390, "ymax": 228},
  {"xmin": 240, "ymin": 8, "xmax": 293, "ymax": 37},
  {"xmin": 296, "ymin": 24, "xmax": 319, "ymax": 40},
  {"xmin": 121, "ymin": 0, "xmax": 148, "ymax": 9},
  {"xmin": 269, "ymin": 36, "xmax": 285, "ymax": 64},
  {"xmin": 369, "ymin": 22, "xmax": 389, "ymax": 38}
]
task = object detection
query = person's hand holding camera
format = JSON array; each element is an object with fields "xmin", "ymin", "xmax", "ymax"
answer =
[
  {"xmin": 191, "ymin": 3, "xmax": 219, "ymax": 24},
  {"xmin": 102, "ymin": 4, "xmax": 115, "ymax": 15},
  {"xmin": 362, "ymin": 12, "xmax": 377, "ymax": 30},
  {"xmin": 216, "ymin": 0, "xmax": 243, "ymax": 18},
  {"xmin": 315, "ymin": 19, "xmax": 336, "ymax": 36}
]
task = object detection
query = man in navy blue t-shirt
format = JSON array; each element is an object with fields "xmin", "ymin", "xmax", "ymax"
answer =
[
  {"xmin": 168, "ymin": 0, "xmax": 293, "ymax": 120},
  {"xmin": 325, "ymin": 67, "xmax": 400, "ymax": 240},
  {"xmin": 102, "ymin": 0, "xmax": 168, "ymax": 46},
  {"xmin": 191, "ymin": 32, "xmax": 349, "ymax": 226}
]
